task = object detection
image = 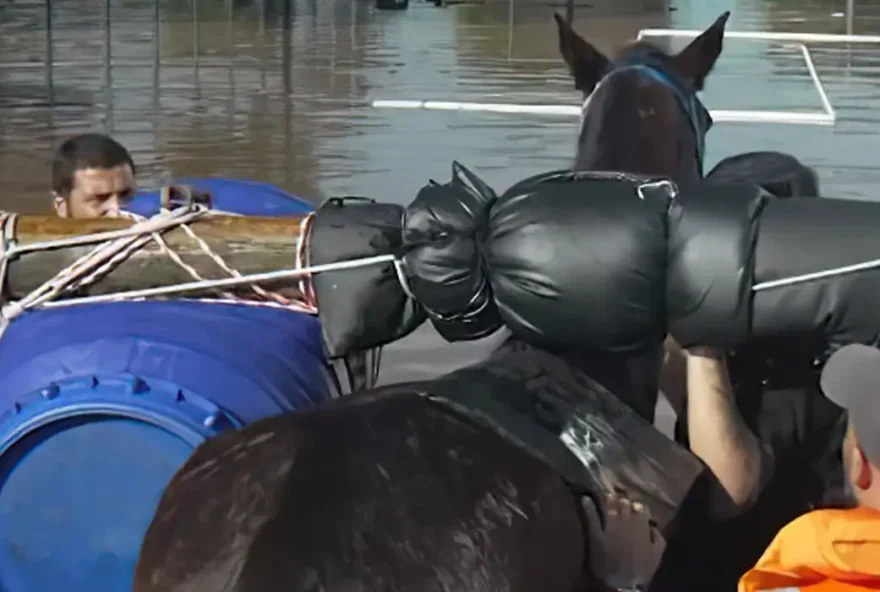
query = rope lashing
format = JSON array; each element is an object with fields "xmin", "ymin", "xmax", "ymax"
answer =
[
  {"xmin": 0, "ymin": 203, "xmax": 397, "ymax": 321},
  {"xmin": 29, "ymin": 253, "xmax": 398, "ymax": 310},
  {"xmin": 1, "ymin": 206, "xmax": 212, "ymax": 323},
  {"xmin": 7, "ymin": 177, "xmax": 880, "ymax": 332},
  {"xmin": 122, "ymin": 203, "xmax": 296, "ymax": 308}
]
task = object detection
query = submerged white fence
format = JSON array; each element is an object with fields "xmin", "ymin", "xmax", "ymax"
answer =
[{"xmin": 372, "ymin": 28, "xmax": 880, "ymax": 127}]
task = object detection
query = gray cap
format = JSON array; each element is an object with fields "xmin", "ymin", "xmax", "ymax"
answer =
[{"xmin": 820, "ymin": 343, "xmax": 880, "ymax": 466}]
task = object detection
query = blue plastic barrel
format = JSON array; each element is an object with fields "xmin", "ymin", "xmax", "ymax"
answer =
[
  {"xmin": 0, "ymin": 179, "xmax": 329, "ymax": 591},
  {"xmin": 126, "ymin": 177, "xmax": 315, "ymax": 217}
]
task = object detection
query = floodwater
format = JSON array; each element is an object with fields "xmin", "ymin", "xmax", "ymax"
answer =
[{"xmin": 1, "ymin": 0, "xmax": 879, "ymax": 406}]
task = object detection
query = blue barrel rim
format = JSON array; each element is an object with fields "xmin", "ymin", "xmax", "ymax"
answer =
[{"xmin": 0, "ymin": 373, "xmax": 241, "ymax": 457}]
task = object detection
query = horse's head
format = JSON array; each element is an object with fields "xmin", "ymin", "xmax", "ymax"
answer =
[{"xmin": 554, "ymin": 12, "xmax": 730, "ymax": 183}]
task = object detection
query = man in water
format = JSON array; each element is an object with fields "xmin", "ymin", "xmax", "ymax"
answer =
[{"xmin": 51, "ymin": 133, "xmax": 136, "ymax": 218}]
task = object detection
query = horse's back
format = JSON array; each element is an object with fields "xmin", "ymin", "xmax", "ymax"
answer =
[
  {"xmin": 707, "ymin": 151, "xmax": 819, "ymax": 198},
  {"xmin": 135, "ymin": 382, "xmax": 585, "ymax": 592}
]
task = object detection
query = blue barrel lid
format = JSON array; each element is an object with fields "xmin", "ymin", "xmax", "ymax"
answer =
[
  {"xmin": 0, "ymin": 301, "xmax": 330, "ymax": 590},
  {"xmin": 126, "ymin": 177, "xmax": 315, "ymax": 217}
]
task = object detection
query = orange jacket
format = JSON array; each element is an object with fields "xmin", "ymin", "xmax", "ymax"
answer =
[{"xmin": 738, "ymin": 507, "xmax": 880, "ymax": 592}]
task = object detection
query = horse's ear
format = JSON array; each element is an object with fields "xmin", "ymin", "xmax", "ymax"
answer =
[
  {"xmin": 673, "ymin": 11, "xmax": 730, "ymax": 90},
  {"xmin": 553, "ymin": 13, "xmax": 611, "ymax": 95}
]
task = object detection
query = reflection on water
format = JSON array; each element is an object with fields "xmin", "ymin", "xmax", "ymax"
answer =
[
  {"xmin": 1, "ymin": 0, "xmax": 879, "ymax": 216},
  {"xmin": 0, "ymin": 0, "xmax": 879, "ymax": 214}
]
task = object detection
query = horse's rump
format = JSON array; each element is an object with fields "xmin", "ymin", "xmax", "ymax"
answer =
[
  {"xmin": 133, "ymin": 418, "xmax": 304, "ymax": 591},
  {"xmin": 135, "ymin": 346, "xmax": 708, "ymax": 591},
  {"xmin": 135, "ymin": 367, "xmax": 587, "ymax": 591}
]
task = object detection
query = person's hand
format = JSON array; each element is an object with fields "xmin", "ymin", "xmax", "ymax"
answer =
[{"xmin": 582, "ymin": 492, "xmax": 667, "ymax": 590}]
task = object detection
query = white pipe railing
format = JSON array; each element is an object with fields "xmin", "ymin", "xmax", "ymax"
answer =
[
  {"xmin": 638, "ymin": 29, "xmax": 880, "ymax": 44},
  {"xmin": 372, "ymin": 27, "xmax": 862, "ymax": 127},
  {"xmin": 370, "ymin": 99, "xmax": 835, "ymax": 126}
]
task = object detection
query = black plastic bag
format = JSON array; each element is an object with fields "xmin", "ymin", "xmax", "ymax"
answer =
[{"xmin": 310, "ymin": 197, "xmax": 426, "ymax": 358}]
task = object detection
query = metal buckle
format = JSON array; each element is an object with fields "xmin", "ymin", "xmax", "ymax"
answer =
[
  {"xmin": 636, "ymin": 178, "xmax": 678, "ymax": 201},
  {"xmin": 160, "ymin": 185, "xmax": 213, "ymax": 212}
]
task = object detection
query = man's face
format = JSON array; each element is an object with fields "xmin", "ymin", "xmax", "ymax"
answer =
[{"xmin": 54, "ymin": 165, "xmax": 136, "ymax": 218}]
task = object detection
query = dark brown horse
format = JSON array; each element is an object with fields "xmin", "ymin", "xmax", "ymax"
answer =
[
  {"xmin": 134, "ymin": 15, "xmax": 737, "ymax": 592},
  {"xmin": 544, "ymin": 13, "xmax": 728, "ymax": 425}
]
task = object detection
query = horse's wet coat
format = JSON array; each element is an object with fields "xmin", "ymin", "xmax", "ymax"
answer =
[{"xmin": 136, "ymin": 387, "xmax": 589, "ymax": 592}]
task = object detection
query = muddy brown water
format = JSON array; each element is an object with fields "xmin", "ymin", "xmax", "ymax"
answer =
[{"xmin": 1, "ymin": 0, "xmax": 878, "ymax": 429}]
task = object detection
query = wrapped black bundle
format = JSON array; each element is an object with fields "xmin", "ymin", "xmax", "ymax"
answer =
[
  {"xmin": 311, "ymin": 160, "xmax": 880, "ymax": 358},
  {"xmin": 402, "ymin": 162, "xmax": 503, "ymax": 341},
  {"xmin": 308, "ymin": 197, "xmax": 426, "ymax": 358},
  {"xmin": 706, "ymin": 151, "xmax": 819, "ymax": 199}
]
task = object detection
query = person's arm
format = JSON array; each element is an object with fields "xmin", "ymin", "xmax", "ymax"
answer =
[{"xmin": 686, "ymin": 347, "xmax": 774, "ymax": 518}]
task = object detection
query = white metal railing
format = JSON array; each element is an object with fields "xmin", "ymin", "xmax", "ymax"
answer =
[
  {"xmin": 638, "ymin": 29, "xmax": 880, "ymax": 44},
  {"xmin": 369, "ymin": 98, "xmax": 832, "ymax": 125},
  {"xmin": 635, "ymin": 28, "xmax": 880, "ymax": 126},
  {"xmin": 642, "ymin": 35, "xmax": 835, "ymax": 126},
  {"xmin": 370, "ymin": 28, "xmax": 880, "ymax": 127}
]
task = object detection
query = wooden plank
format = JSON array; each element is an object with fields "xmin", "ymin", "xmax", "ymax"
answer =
[{"xmin": 5, "ymin": 215, "xmax": 308, "ymax": 301}]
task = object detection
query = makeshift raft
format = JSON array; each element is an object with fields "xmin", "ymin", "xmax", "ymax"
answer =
[{"xmin": 0, "ymin": 179, "xmax": 346, "ymax": 592}]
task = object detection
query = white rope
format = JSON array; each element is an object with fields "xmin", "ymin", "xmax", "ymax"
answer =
[
  {"xmin": 121, "ymin": 209, "xmax": 296, "ymax": 307},
  {"xmin": 1, "ymin": 207, "xmax": 211, "ymax": 321},
  {"xmin": 20, "ymin": 190, "xmax": 880, "ymax": 336},
  {"xmin": 6, "ymin": 195, "xmax": 880, "ymax": 392},
  {"xmin": 295, "ymin": 213, "xmax": 318, "ymax": 309},
  {"xmin": 30, "ymin": 254, "xmax": 397, "ymax": 310},
  {"xmin": 752, "ymin": 258, "xmax": 880, "ymax": 291}
]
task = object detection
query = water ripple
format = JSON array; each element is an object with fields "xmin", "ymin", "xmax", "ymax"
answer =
[{"xmin": 0, "ymin": 0, "xmax": 878, "ymax": 208}]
